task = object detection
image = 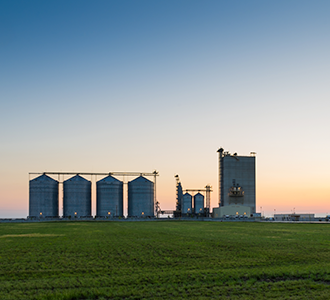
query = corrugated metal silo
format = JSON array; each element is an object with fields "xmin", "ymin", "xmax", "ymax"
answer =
[
  {"xmin": 29, "ymin": 174, "xmax": 59, "ymax": 218},
  {"xmin": 96, "ymin": 175, "xmax": 123, "ymax": 217},
  {"xmin": 182, "ymin": 192, "xmax": 192, "ymax": 214},
  {"xmin": 194, "ymin": 193, "xmax": 204, "ymax": 214},
  {"xmin": 63, "ymin": 175, "xmax": 91, "ymax": 217},
  {"xmin": 128, "ymin": 176, "xmax": 154, "ymax": 217}
]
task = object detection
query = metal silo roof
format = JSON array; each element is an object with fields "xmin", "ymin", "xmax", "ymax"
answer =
[
  {"xmin": 64, "ymin": 174, "xmax": 89, "ymax": 182},
  {"xmin": 31, "ymin": 174, "xmax": 58, "ymax": 183},
  {"xmin": 130, "ymin": 176, "xmax": 153, "ymax": 183},
  {"xmin": 97, "ymin": 175, "xmax": 122, "ymax": 184},
  {"xmin": 194, "ymin": 192, "xmax": 203, "ymax": 197}
]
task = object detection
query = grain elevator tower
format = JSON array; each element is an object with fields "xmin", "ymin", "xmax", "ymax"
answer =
[{"xmin": 217, "ymin": 148, "xmax": 256, "ymax": 213}]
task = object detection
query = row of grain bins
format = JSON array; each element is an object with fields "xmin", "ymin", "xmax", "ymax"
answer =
[
  {"xmin": 181, "ymin": 192, "xmax": 204, "ymax": 215},
  {"xmin": 29, "ymin": 174, "xmax": 154, "ymax": 218}
]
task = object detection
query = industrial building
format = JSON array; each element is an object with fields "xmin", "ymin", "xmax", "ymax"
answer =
[
  {"xmin": 28, "ymin": 171, "xmax": 158, "ymax": 219},
  {"xmin": 128, "ymin": 176, "xmax": 154, "ymax": 217},
  {"xmin": 182, "ymin": 192, "xmax": 192, "ymax": 215},
  {"xmin": 96, "ymin": 175, "xmax": 123, "ymax": 217},
  {"xmin": 29, "ymin": 174, "xmax": 59, "ymax": 218},
  {"xmin": 63, "ymin": 175, "xmax": 92, "ymax": 218},
  {"xmin": 214, "ymin": 148, "xmax": 256, "ymax": 218},
  {"xmin": 213, "ymin": 205, "xmax": 251, "ymax": 219},
  {"xmin": 175, "ymin": 175, "xmax": 183, "ymax": 213},
  {"xmin": 174, "ymin": 174, "xmax": 212, "ymax": 217},
  {"xmin": 194, "ymin": 193, "xmax": 204, "ymax": 215},
  {"xmin": 274, "ymin": 214, "xmax": 314, "ymax": 221}
]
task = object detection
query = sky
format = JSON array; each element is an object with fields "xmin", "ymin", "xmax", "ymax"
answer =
[{"xmin": 1, "ymin": 0, "xmax": 330, "ymax": 218}]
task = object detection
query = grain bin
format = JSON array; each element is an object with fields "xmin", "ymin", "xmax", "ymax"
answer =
[
  {"xmin": 96, "ymin": 175, "xmax": 123, "ymax": 217},
  {"xmin": 194, "ymin": 192, "xmax": 204, "ymax": 215},
  {"xmin": 29, "ymin": 174, "xmax": 59, "ymax": 218},
  {"xmin": 63, "ymin": 175, "xmax": 91, "ymax": 217},
  {"xmin": 128, "ymin": 176, "xmax": 154, "ymax": 217},
  {"xmin": 182, "ymin": 192, "xmax": 192, "ymax": 215}
]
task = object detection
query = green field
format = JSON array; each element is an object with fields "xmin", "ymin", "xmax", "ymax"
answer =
[{"xmin": 1, "ymin": 221, "xmax": 330, "ymax": 299}]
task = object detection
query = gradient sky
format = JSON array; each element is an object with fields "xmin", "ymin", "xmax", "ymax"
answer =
[{"xmin": 1, "ymin": 0, "xmax": 330, "ymax": 218}]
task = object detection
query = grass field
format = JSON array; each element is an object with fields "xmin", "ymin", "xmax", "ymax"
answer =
[{"xmin": 1, "ymin": 221, "xmax": 330, "ymax": 299}]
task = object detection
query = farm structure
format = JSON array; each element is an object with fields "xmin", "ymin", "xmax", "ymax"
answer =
[
  {"xmin": 96, "ymin": 175, "xmax": 123, "ymax": 217},
  {"xmin": 181, "ymin": 193, "xmax": 192, "ymax": 215},
  {"xmin": 29, "ymin": 174, "xmax": 59, "ymax": 218},
  {"xmin": 213, "ymin": 205, "xmax": 251, "ymax": 219},
  {"xmin": 216, "ymin": 148, "xmax": 256, "ymax": 217},
  {"xmin": 63, "ymin": 175, "xmax": 91, "ymax": 218},
  {"xmin": 128, "ymin": 176, "xmax": 154, "ymax": 217},
  {"xmin": 174, "ymin": 174, "xmax": 212, "ymax": 217},
  {"xmin": 28, "ymin": 171, "xmax": 158, "ymax": 218}
]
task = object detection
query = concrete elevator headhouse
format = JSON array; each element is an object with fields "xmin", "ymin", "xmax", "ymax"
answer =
[{"xmin": 217, "ymin": 148, "xmax": 256, "ymax": 214}]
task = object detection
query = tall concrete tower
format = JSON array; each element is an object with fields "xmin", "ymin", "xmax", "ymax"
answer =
[{"xmin": 217, "ymin": 148, "xmax": 256, "ymax": 213}]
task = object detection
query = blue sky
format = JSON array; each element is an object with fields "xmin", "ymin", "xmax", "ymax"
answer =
[{"xmin": 1, "ymin": 0, "xmax": 330, "ymax": 217}]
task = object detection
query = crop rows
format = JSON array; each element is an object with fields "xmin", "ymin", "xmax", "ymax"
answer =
[{"xmin": 0, "ymin": 221, "xmax": 330, "ymax": 299}]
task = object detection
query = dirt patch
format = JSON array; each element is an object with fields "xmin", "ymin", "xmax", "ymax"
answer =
[{"xmin": 0, "ymin": 233, "xmax": 65, "ymax": 238}]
